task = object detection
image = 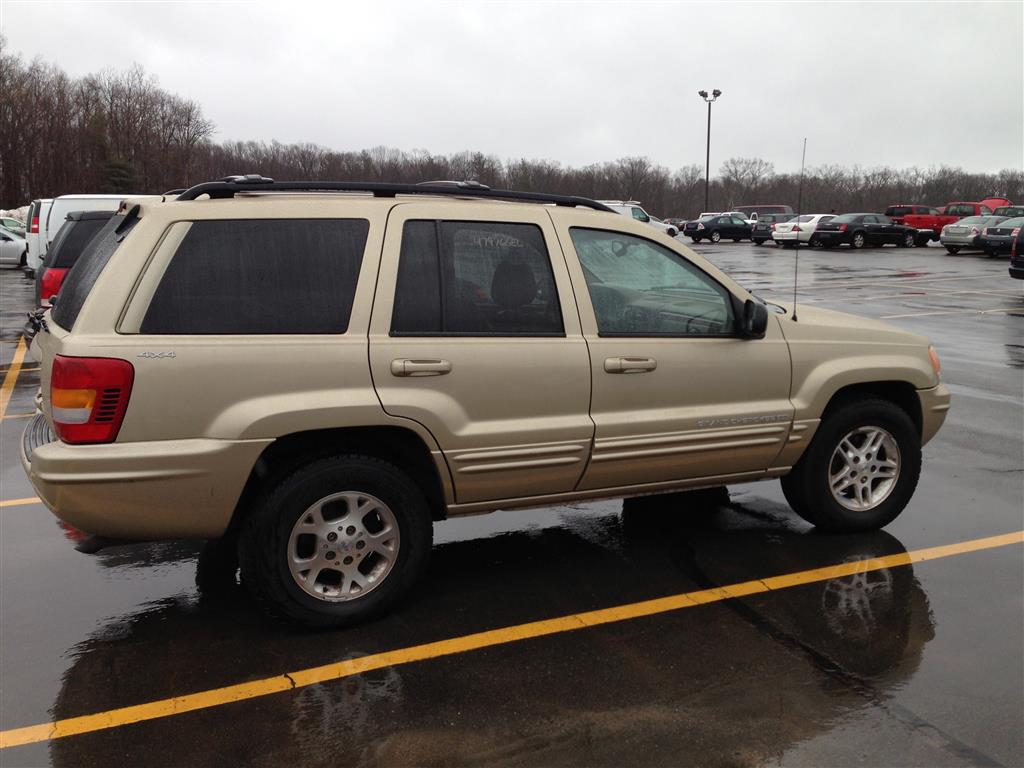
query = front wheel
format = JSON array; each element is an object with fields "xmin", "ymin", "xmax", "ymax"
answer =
[
  {"xmin": 899, "ymin": 232, "xmax": 916, "ymax": 248},
  {"xmin": 851, "ymin": 232, "xmax": 866, "ymax": 249},
  {"xmin": 781, "ymin": 399, "xmax": 921, "ymax": 532},
  {"xmin": 239, "ymin": 455, "xmax": 432, "ymax": 627},
  {"xmin": 19, "ymin": 249, "xmax": 27, "ymax": 268},
  {"xmin": 690, "ymin": 236, "xmax": 702, "ymax": 243},
  {"xmin": 710, "ymin": 230, "xmax": 722, "ymax": 243}
]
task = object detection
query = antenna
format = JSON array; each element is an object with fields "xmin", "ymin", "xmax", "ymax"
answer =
[{"xmin": 792, "ymin": 137, "xmax": 807, "ymax": 322}]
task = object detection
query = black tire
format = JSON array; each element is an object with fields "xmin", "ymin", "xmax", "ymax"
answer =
[
  {"xmin": 780, "ymin": 399, "xmax": 921, "ymax": 533},
  {"xmin": 239, "ymin": 455, "xmax": 432, "ymax": 627},
  {"xmin": 668, "ymin": 228, "xmax": 678, "ymax": 238},
  {"xmin": 690, "ymin": 236, "xmax": 701, "ymax": 243},
  {"xmin": 19, "ymin": 249, "xmax": 27, "ymax": 267},
  {"xmin": 945, "ymin": 245, "xmax": 960, "ymax": 255},
  {"xmin": 710, "ymin": 230, "xmax": 721, "ymax": 243},
  {"xmin": 753, "ymin": 240, "xmax": 763, "ymax": 247},
  {"xmin": 850, "ymin": 231, "xmax": 866, "ymax": 249},
  {"xmin": 899, "ymin": 232, "xmax": 916, "ymax": 248},
  {"xmin": 732, "ymin": 238, "xmax": 741, "ymax": 243}
]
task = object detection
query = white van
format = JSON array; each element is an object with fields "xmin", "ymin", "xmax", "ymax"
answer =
[
  {"xmin": 25, "ymin": 199, "xmax": 53, "ymax": 275},
  {"xmin": 27, "ymin": 194, "xmax": 132, "ymax": 273}
]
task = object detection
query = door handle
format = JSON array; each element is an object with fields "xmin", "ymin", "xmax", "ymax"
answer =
[
  {"xmin": 604, "ymin": 356, "xmax": 657, "ymax": 374},
  {"xmin": 391, "ymin": 359, "xmax": 452, "ymax": 377}
]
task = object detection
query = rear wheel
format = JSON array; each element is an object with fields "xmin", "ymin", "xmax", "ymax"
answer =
[
  {"xmin": 19, "ymin": 249, "xmax": 27, "ymax": 267},
  {"xmin": 753, "ymin": 240, "xmax": 763, "ymax": 247},
  {"xmin": 851, "ymin": 232, "xmax": 866, "ymax": 249},
  {"xmin": 239, "ymin": 455, "xmax": 432, "ymax": 627},
  {"xmin": 781, "ymin": 399, "xmax": 921, "ymax": 532},
  {"xmin": 690, "ymin": 236, "xmax": 702, "ymax": 243},
  {"xmin": 945, "ymin": 245, "xmax": 960, "ymax": 254},
  {"xmin": 899, "ymin": 232, "xmax": 915, "ymax": 248},
  {"xmin": 710, "ymin": 230, "xmax": 722, "ymax": 243}
]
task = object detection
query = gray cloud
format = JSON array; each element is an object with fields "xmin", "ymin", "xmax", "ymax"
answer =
[{"xmin": 2, "ymin": 0, "xmax": 1021, "ymax": 173}]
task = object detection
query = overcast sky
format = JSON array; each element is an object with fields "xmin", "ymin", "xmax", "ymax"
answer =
[{"xmin": 2, "ymin": 1, "xmax": 1021, "ymax": 174}]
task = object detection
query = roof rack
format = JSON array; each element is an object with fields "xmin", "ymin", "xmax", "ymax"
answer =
[{"xmin": 175, "ymin": 175, "xmax": 615, "ymax": 212}]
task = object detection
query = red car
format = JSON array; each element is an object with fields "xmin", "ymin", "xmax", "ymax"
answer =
[{"xmin": 884, "ymin": 204, "xmax": 957, "ymax": 245}]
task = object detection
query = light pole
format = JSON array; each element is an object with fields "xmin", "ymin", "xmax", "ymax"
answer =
[{"xmin": 698, "ymin": 89, "xmax": 721, "ymax": 213}]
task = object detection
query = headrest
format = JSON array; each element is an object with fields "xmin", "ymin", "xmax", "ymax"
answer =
[{"xmin": 491, "ymin": 260, "xmax": 537, "ymax": 309}]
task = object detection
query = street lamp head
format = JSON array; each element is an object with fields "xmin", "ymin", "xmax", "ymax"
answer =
[
  {"xmin": 698, "ymin": 90, "xmax": 708, "ymax": 98},
  {"xmin": 712, "ymin": 89, "xmax": 722, "ymax": 98}
]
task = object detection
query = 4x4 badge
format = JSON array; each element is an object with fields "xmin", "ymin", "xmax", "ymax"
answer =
[{"xmin": 137, "ymin": 351, "xmax": 176, "ymax": 359}]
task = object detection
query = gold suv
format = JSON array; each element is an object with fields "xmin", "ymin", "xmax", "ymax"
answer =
[{"xmin": 22, "ymin": 177, "xmax": 950, "ymax": 626}]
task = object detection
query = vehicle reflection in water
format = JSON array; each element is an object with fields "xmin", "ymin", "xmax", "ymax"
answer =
[{"xmin": 48, "ymin": 490, "xmax": 935, "ymax": 767}]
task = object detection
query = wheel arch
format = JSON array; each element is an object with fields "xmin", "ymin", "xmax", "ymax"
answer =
[
  {"xmin": 821, "ymin": 381, "xmax": 923, "ymax": 438},
  {"xmin": 225, "ymin": 425, "xmax": 451, "ymax": 543}
]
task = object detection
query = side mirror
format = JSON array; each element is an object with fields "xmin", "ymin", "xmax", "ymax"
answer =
[{"xmin": 741, "ymin": 299, "xmax": 768, "ymax": 339}]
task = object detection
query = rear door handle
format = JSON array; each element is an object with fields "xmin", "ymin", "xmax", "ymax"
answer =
[
  {"xmin": 391, "ymin": 359, "xmax": 452, "ymax": 377},
  {"xmin": 604, "ymin": 356, "xmax": 657, "ymax": 374}
]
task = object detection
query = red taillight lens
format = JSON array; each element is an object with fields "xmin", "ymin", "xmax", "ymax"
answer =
[
  {"xmin": 697, "ymin": 223, "xmax": 705, "ymax": 230},
  {"xmin": 50, "ymin": 355, "xmax": 134, "ymax": 444},
  {"xmin": 792, "ymin": 225, "xmax": 802, "ymax": 232},
  {"xmin": 30, "ymin": 216, "xmax": 39, "ymax": 234},
  {"xmin": 1012, "ymin": 228, "xmax": 1021, "ymax": 236},
  {"xmin": 40, "ymin": 268, "xmax": 68, "ymax": 305},
  {"xmin": 839, "ymin": 223, "xmax": 848, "ymax": 232},
  {"xmin": 970, "ymin": 227, "xmax": 980, "ymax": 236},
  {"xmin": 770, "ymin": 223, "xmax": 776, "ymax": 231}
]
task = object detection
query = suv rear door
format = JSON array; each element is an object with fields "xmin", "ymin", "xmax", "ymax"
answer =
[
  {"xmin": 369, "ymin": 203, "xmax": 593, "ymax": 505},
  {"xmin": 552, "ymin": 214, "xmax": 793, "ymax": 490}
]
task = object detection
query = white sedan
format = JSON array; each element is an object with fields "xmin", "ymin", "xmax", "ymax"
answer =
[
  {"xmin": 772, "ymin": 214, "xmax": 836, "ymax": 248},
  {"xmin": 0, "ymin": 226, "xmax": 27, "ymax": 267}
]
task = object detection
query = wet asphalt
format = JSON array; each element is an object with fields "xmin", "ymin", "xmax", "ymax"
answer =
[{"xmin": 0, "ymin": 239, "xmax": 1021, "ymax": 767}]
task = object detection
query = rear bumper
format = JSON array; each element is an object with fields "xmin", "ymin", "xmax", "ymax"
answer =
[
  {"xmin": 21, "ymin": 414, "xmax": 271, "ymax": 539},
  {"xmin": 1009, "ymin": 266, "xmax": 1024, "ymax": 279},
  {"xmin": 918, "ymin": 383, "xmax": 951, "ymax": 446}
]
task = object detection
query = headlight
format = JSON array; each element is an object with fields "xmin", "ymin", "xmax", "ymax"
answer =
[{"xmin": 929, "ymin": 346, "xmax": 941, "ymax": 378}]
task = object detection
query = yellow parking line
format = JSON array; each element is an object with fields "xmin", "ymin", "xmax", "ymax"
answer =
[
  {"xmin": 0, "ymin": 497, "xmax": 41, "ymax": 508},
  {"xmin": 0, "ymin": 336, "xmax": 27, "ymax": 419},
  {"xmin": 1, "ymin": 529, "xmax": 1020, "ymax": 750},
  {"xmin": 1, "ymin": 413, "xmax": 34, "ymax": 420}
]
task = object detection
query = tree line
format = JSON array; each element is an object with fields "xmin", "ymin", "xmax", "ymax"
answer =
[{"xmin": 2, "ymin": 40, "xmax": 1021, "ymax": 217}]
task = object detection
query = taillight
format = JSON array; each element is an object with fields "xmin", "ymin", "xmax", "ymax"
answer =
[
  {"xmin": 50, "ymin": 356, "xmax": 134, "ymax": 444},
  {"xmin": 697, "ymin": 223, "xmax": 705, "ymax": 230},
  {"xmin": 1012, "ymin": 228, "xmax": 1021, "ymax": 236},
  {"xmin": 839, "ymin": 223, "xmax": 848, "ymax": 232},
  {"xmin": 792, "ymin": 225, "xmax": 802, "ymax": 232},
  {"xmin": 30, "ymin": 216, "xmax": 39, "ymax": 234},
  {"xmin": 970, "ymin": 227, "xmax": 980, "ymax": 236},
  {"xmin": 40, "ymin": 268, "xmax": 68, "ymax": 305},
  {"xmin": 770, "ymin": 223, "xmax": 776, "ymax": 231}
]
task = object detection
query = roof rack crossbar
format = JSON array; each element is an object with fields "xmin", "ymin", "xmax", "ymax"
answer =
[{"xmin": 175, "ymin": 179, "xmax": 615, "ymax": 212}]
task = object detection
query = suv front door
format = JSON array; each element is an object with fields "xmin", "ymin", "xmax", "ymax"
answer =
[
  {"xmin": 554, "ymin": 218, "xmax": 794, "ymax": 491},
  {"xmin": 369, "ymin": 203, "xmax": 594, "ymax": 504}
]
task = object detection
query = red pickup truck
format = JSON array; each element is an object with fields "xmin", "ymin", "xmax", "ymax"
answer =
[{"xmin": 885, "ymin": 200, "xmax": 1012, "ymax": 245}]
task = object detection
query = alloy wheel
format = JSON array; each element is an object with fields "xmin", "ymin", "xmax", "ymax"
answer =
[{"xmin": 828, "ymin": 427, "xmax": 901, "ymax": 512}]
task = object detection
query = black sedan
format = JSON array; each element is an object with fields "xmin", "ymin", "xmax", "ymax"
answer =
[
  {"xmin": 979, "ymin": 217, "xmax": 1023, "ymax": 257},
  {"xmin": 683, "ymin": 214, "xmax": 752, "ymax": 243},
  {"xmin": 814, "ymin": 213, "xmax": 918, "ymax": 249},
  {"xmin": 751, "ymin": 213, "xmax": 796, "ymax": 245}
]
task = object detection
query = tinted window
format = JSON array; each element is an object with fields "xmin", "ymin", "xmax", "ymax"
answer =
[
  {"xmin": 570, "ymin": 228, "xmax": 734, "ymax": 336},
  {"xmin": 141, "ymin": 219, "xmax": 368, "ymax": 335},
  {"xmin": 49, "ymin": 217, "xmax": 110, "ymax": 268},
  {"xmin": 391, "ymin": 220, "xmax": 563, "ymax": 336},
  {"xmin": 51, "ymin": 216, "xmax": 131, "ymax": 330},
  {"xmin": 630, "ymin": 207, "xmax": 648, "ymax": 221},
  {"xmin": 886, "ymin": 206, "xmax": 913, "ymax": 216},
  {"xmin": 830, "ymin": 214, "xmax": 864, "ymax": 224},
  {"xmin": 876, "ymin": 215, "xmax": 892, "ymax": 225}
]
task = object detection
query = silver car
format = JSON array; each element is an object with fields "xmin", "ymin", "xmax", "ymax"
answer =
[
  {"xmin": 0, "ymin": 226, "xmax": 27, "ymax": 267},
  {"xmin": 940, "ymin": 215, "xmax": 1006, "ymax": 254}
]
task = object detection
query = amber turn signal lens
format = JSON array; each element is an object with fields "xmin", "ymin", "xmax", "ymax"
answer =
[{"xmin": 928, "ymin": 346, "xmax": 941, "ymax": 377}]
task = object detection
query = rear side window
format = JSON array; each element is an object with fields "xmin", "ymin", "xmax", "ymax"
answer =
[
  {"xmin": 50, "ymin": 218, "xmax": 110, "ymax": 268},
  {"xmin": 51, "ymin": 215, "xmax": 131, "ymax": 331},
  {"xmin": 391, "ymin": 220, "xmax": 563, "ymax": 336},
  {"xmin": 141, "ymin": 219, "xmax": 368, "ymax": 335}
]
